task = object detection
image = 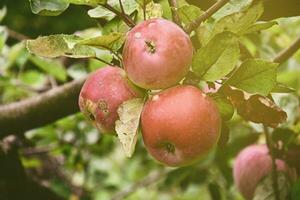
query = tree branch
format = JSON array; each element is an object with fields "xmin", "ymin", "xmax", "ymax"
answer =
[
  {"xmin": 102, "ymin": 4, "xmax": 135, "ymax": 28},
  {"xmin": 168, "ymin": 0, "xmax": 181, "ymax": 26},
  {"xmin": 273, "ymin": 35, "xmax": 300, "ymax": 64},
  {"xmin": 0, "ymin": 77, "xmax": 85, "ymax": 138},
  {"xmin": 263, "ymin": 125, "xmax": 280, "ymax": 200},
  {"xmin": 184, "ymin": 0, "xmax": 229, "ymax": 34}
]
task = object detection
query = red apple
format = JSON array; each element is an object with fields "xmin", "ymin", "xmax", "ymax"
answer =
[
  {"xmin": 123, "ymin": 18, "xmax": 193, "ymax": 89},
  {"xmin": 79, "ymin": 66, "xmax": 143, "ymax": 134},
  {"xmin": 141, "ymin": 85, "xmax": 221, "ymax": 167},
  {"xmin": 233, "ymin": 144, "xmax": 288, "ymax": 200}
]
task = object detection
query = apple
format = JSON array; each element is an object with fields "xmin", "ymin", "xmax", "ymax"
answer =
[
  {"xmin": 141, "ymin": 85, "xmax": 221, "ymax": 167},
  {"xmin": 233, "ymin": 144, "xmax": 288, "ymax": 200},
  {"xmin": 79, "ymin": 66, "xmax": 143, "ymax": 134},
  {"xmin": 123, "ymin": 18, "xmax": 193, "ymax": 89}
]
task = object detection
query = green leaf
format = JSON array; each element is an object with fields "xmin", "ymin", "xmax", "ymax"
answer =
[
  {"xmin": 211, "ymin": 94, "xmax": 234, "ymax": 121},
  {"xmin": 88, "ymin": 0, "xmax": 138, "ymax": 20},
  {"xmin": 0, "ymin": 6, "xmax": 7, "ymax": 22},
  {"xmin": 115, "ymin": 98, "xmax": 144, "ymax": 158},
  {"xmin": 253, "ymin": 173, "xmax": 291, "ymax": 200},
  {"xmin": 137, "ymin": 2, "xmax": 163, "ymax": 21},
  {"xmin": 19, "ymin": 70, "xmax": 47, "ymax": 87},
  {"xmin": 177, "ymin": 5, "xmax": 203, "ymax": 24},
  {"xmin": 135, "ymin": 0, "xmax": 152, "ymax": 6},
  {"xmin": 88, "ymin": 6, "xmax": 116, "ymax": 20},
  {"xmin": 212, "ymin": 0, "xmax": 264, "ymax": 36},
  {"xmin": 79, "ymin": 32, "xmax": 125, "ymax": 51},
  {"xmin": 291, "ymin": 179, "xmax": 300, "ymax": 200},
  {"xmin": 227, "ymin": 59, "xmax": 278, "ymax": 96},
  {"xmin": 192, "ymin": 31, "xmax": 239, "ymax": 81},
  {"xmin": 68, "ymin": 0, "xmax": 106, "ymax": 6},
  {"xmin": 0, "ymin": 26, "xmax": 8, "ymax": 51},
  {"xmin": 213, "ymin": 0, "xmax": 252, "ymax": 20},
  {"xmin": 272, "ymin": 83, "xmax": 295, "ymax": 93},
  {"xmin": 29, "ymin": 56, "xmax": 68, "ymax": 81},
  {"xmin": 241, "ymin": 21, "xmax": 278, "ymax": 35},
  {"xmin": 29, "ymin": 0, "xmax": 69, "ymax": 16},
  {"xmin": 26, "ymin": 34, "xmax": 96, "ymax": 58}
]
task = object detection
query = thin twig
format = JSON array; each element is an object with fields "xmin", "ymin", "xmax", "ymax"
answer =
[
  {"xmin": 7, "ymin": 28, "xmax": 29, "ymax": 41},
  {"xmin": 184, "ymin": 0, "xmax": 230, "ymax": 34},
  {"xmin": 263, "ymin": 125, "xmax": 280, "ymax": 200},
  {"xmin": 273, "ymin": 35, "xmax": 300, "ymax": 64},
  {"xmin": 118, "ymin": 0, "xmax": 125, "ymax": 15},
  {"xmin": 102, "ymin": 4, "xmax": 135, "ymax": 28},
  {"xmin": 111, "ymin": 169, "xmax": 169, "ymax": 200},
  {"xmin": 168, "ymin": 0, "xmax": 181, "ymax": 26}
]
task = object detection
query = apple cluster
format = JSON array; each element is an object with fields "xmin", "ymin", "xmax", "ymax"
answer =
[{"xmin": 79, "ymin": 18, "xmax": 222, "ymax": 167}]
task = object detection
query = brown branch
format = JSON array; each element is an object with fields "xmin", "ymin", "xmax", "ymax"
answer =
[
  {"xmin": 184, "ymin": 0, "xmax": 230, "ymax": 34},
  {"xmin": 168, "ymin": 0, "xmax": 181, "ymax": 26},
  {"xmin": 0, "ymin": 77, "xmax": 85, "ymax": 138},
  {"xmin": 111, "ymin": 169, "xmax": 168, "ymax": 200},
  {"xmin": 273, "ymin": 35, "xmax": 300, "ymax": 64},
  {"xmin": 102, "ymin": 4, "xmax": 135, "ymax": 28},
  {"xmin": 263, "ymin": 125, "xmax": 280, "ymax": 200},
  {"xmin": 7, "ymin": 28, "xmax": 29, "ymax": 41}
]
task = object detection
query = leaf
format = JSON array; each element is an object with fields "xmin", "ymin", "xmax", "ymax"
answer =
[
  {"xmin": 211, "ymin": 94, "xmax": 234, "ymax": 121},
  {"xmin": 29, "ymin": 0, "xmax": 70, "ymax": 16},
  {"xmin": 227, "ymin": 59, "xmax": 278, "ymax": 96},
  {"xmin": 192, "ymin": 31, "xmax": 239, "ymax": 81},
  {"xmin": 29, "ymin": 56, "xmax": 68, "ymax": 81},
  {"xmin": 241, "ymin": 21, "xmax": 278, "ymax": 35},
  {"xmin": 79, "ymin": 32, "xmax": 125, "ymax": 51},
  {"xmin": 115, "ymin": 98, "xmax": 144, "ymax": 157},
  {"xmin": 88, "ymin": 0, "xmax": 137, "ymax": 20},
  {"xmin": 177, "ymin": 5, "xmax": 203, "ymax": 24},
  {"xmin": 0, "ymin": 6, "xmax": 7, "ymax": 22},
  {"xmin": 291, "ymin": 179, "xmax": 300, "ymax": 200},
  {"xmin": 212, "ymin": 0, "xmax": 252, "ymax": 20},
  {"xmin": 26, "ymin": 34, "xmax": 96, "ymax": 58},
  {"xmin": 271, "ymin": 83, "xmax": 295, "ymax": 93},
  {"xmin": 137, "ymin": 2, "xmax": 163, "ymax": 20},
  {"xmin": 222, "ymin": 86, "xmax": 287, "ymax": 127},
  {"xmin": 68, "ymin": 0, "xmax": 106, "ymax": 6},
  {"xmin": 212, "ymin": 0, "xmax": 264, "ymax": 36},
  {"xmin": 88, "ymin": 6, "xmax": 116, "ymax": 20},
  {"xmin": 135, "ymin": 0, "xmax": 152, "ymax": 6},
  {"xmin": 253, "ymin": 173, "xmax": 291, "ymax": 200}
]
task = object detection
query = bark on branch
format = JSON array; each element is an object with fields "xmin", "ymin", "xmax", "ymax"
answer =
[
  {"xmin": 0, "ymin": 77, "xmax": 85, "ymax": 138},
  {"xmin": 184, "ymin": 0, "xmax": 229, "ymax": 34}
]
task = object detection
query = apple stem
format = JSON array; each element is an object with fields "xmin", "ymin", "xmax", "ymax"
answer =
[{"xmin": 263, "ymin": 125, "xmax": 280, "ymax": 200}]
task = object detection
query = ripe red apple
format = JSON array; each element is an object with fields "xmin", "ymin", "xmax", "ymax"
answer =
[
  {"xmin": 123, "ymin": 18, "xmax": 193, "ymax": 89},
  {"xmin": 141, "ymin": 85, "xmax": 221, "ymax": 167},
  {"xmin": 79, "ymin": 66, "xmax": 143, "ymax": 134},
  {"xmin": 233, "ymin": 144, "xmax": 288, "ymax": 200}
]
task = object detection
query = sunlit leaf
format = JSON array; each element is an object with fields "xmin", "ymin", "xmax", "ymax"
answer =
[
  {"xmin": 177, "ymin": 5, "xmax": 203, "ymax": 24},
  {"xmin": 26, "ymin": 34, "xmax": 96, "ymax": 58},
  {"xmin": 192, "ymin": 31, "xmax": 239, "ymax": 81},
  {"xmin": 227, "ymin": 59, "xmax": 278, "ymax": 96}
]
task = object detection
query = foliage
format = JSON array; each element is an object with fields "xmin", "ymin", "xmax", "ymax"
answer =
[{"xmin": 1, "ymin": 0, "xmax": 300, "ymax": 199}]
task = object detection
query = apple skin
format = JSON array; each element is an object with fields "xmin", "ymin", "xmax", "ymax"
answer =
[
  {"xmin": 79, "ymin": 66, "xmax": 143, "ymax": 134},
  {"xmin": 233, "ymin": 144, "xmax": 288, "ymax": 200},
  {"xmin": 141, "ymin": 85, "xmax": 221, "ymax": 167},
  {"xmin": 123, "ymin": 18, "xmax": 193, "ymax": 89}
]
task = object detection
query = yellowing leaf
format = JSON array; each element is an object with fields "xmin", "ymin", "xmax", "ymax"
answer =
[{"xmin": 115, "ymin": 98, "xmax": 144, "ymax": 158}]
